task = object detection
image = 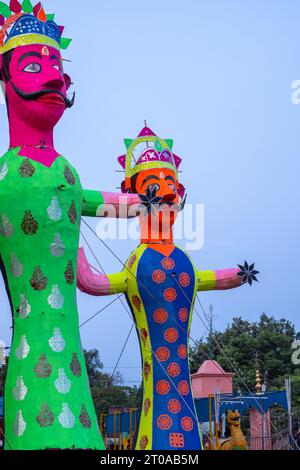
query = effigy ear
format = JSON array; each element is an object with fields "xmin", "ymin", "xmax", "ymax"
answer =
[{"xmin": 63, "ymin": 73, "xmax": 72, "ymax": 90}]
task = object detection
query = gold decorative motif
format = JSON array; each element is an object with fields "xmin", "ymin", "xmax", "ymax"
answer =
[
  {"xmin": 21, "ymin": 210, "xmax": 39, "ymax": 235},
  {"xmin": 15, "ymin": 335, "xmax": 30, "ymax": 360},
  {"xmin": 18, "ymin": 294, "xmax": 31, "ymax": 319},
  {"xmin": 64, "ymin": 165, "xmax": 75, "ymax": 185},
  {"xmin": 49, "ymin": 328, "xmax": 65, "ymax": 353},
  {"xmin": 0, "ymin": 161, "xmax": 8, "ymax": 180},
  {"xmin": 79, "ymin": 405, "xmax": 92, "ymax": 429},
  {"xmin": 13, "ymin": 410, "xmax": 26, "ymax": 437},
  {"xmin": 144, "ymin": 398, "xmax": 151, "ymax": 417},
  {"xmin": 36, "ymin": 403, "xmax": 55, "ymax": 428},
  {"xmin": 34, "ymin": 354, "xmax": 52, "ymax": 378},
  {"xmin": 144, "ymin": 362, "xmax": 151, "ymax": 381},
  {"xmin": 13, "ymin": 376, "xmax": 27, "ymax": 401},
  {"xmin": 30, "ymin": 266, "xmax": 47, "ymax": 291},
  {"xmin": 50, "ymin": 233, "xmax": 65, "ymax": 257},
  {"xmin": 70, "ymin": 352, "xmax": 82, "ymax": 377},
  {"xmin": 19, "ymin": 159, "xmax": 35, "ymax": 177},
  {"xmin": 58, "ymin": 403, "xmax": 75, "ymax": 429},
  {"xmin": 64, "ymin": 260, "xmax": 74, "ymax": 284},
  {"xmin": 139, "ymin": 435, "xmax": 149, "ymax": 450},
  {"xmin": 48, "ymin": 285, "xmax": 64, "ymax": 309},
  {"xmin": 0, "ymin": 214, "xmax": 14, "ymax": 238},
  {"xmin": 68, "ymin": 201, "xmax": 77, "ymax": 224},
  {"xmin": 10, "ymin": 254, "xmax": 23, "ymax": 278},
  {"xmin": 47, "ymin": 196, "xmax": 62, "ymax": 221},
  {"xmin": 55, "ymin": 369, "xmax": 71, "ymax": 394}
]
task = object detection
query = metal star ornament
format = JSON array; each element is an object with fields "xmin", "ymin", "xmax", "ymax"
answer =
[
  {"xmin": 139, "ymin": 186, "xmax": 163, "ymax": 215},
  {"xmin": 237, "ymin": 261, "xmax": 260, "ymax": 286}
]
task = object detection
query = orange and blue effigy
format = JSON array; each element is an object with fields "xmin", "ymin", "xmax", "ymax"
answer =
[{"xmin": 77, "ymin": 125, "xmax": 259, "ymax": 450}]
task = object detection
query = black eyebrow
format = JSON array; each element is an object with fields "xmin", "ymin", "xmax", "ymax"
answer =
[
  {"xmin": 165, "ymin": 175, "xmax": 176, "ymax": 184},
  {"xmin": 18, "ymin": 51, "xmax": 42, "ymax": 66},
  {"xmin": 50, "ymin": 54, "xmax": 60, "ymax": 63},
  {"xmin": 141, "ymin": 175, "xmax": 160, "ymax": 188}
]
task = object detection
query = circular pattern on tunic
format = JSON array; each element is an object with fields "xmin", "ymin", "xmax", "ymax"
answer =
[
  {"xmin": 153, "ymin": 308, "xmax": 168, "ymax": 324},
  {"xmin": 179, "ymin": 307, "xmax": 188, "ymax": 322},
  {"xmin": 164, "ymin": 287, "xmax": 177, "ymax": 302},
  {"xmin": 152, "ymin": 269, "xmax": 166, "ymax": 284},
  {"xmin": 157, "ymin": 414, "xmax": 173, "ymax": 430},
  {"xmin": 167, "ymin": 362, "xmax": 181, "ymax": 378},
  {"xmin": 164, "ymin": 328, "xmax": 179, "ymax": 343},
  {"xmin": 178, "ymin": 344, "xmax": 187, "ymax": 360},
  {"xmin": 156, "ymin": 379, "xmax": 171, "ymax": 395},
  {"xmin": 178, "ymin": 380, "xmax": 189, "ymax": 395},
  {"xmin": 179, "ymin": 272, "xmax": 191, "ymax": 288},
  {"xmin": 155, "ymin": 346, "xmax": 170, "ymax": 362},
  {"xmin": 167, "ymin": 399, "xmax": 182, "ymax": 414},
  {"xmin": 161, "ymin": 257, "xmax": 175, "ymax": 270},
  {"xmin": 181, "ymin": 416, "xmax": 194, "ymax": 432}
]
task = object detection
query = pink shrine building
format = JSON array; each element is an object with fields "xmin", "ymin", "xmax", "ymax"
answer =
[{"xmin": 191, "ymin": 360, "xmax": 235, "ymax": 398}]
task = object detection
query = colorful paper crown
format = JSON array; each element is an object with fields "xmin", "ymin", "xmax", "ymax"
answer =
[
  {"xmin": 0, "ymin": 1, "xmax": 71, "ymax": 53},
  {"xmin": 118, "ymin": 125, "xmax": 182, "ymax": 191}
]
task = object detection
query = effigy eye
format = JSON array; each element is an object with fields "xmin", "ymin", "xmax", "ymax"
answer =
[{"xmin": 23, "ymin": 62, "xmax": 41, "ymax": 73}]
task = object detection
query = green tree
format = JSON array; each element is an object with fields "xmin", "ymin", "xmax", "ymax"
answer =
[
  {"xmin": 190, "ymin": 313, "xmax": 300, "ymax": 407},
  {"xmin": 83, "ymin": 349, "xmax": 142, "ymax": 417}
]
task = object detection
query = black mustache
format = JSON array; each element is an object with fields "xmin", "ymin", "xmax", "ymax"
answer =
[{"xmin": 10, "ymin": 81, "xmax": 75, "ymax": 108}]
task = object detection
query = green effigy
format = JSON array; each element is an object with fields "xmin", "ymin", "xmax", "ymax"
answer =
[
  {"xmin": 0, "ymin": 148, "xmax": 105, "ymax": 449},
  {"xmin": 0, "ymin": 0, "xmax": 141, "ymax": 450}
]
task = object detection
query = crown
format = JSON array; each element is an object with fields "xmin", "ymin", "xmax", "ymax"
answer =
[
  {"xmin": 0, "ymin": 1, "xmax": 71, "ymax": 53},
  {"xmin": 117, "ymin": 125, "xmax": 182, "ymax": 191}
]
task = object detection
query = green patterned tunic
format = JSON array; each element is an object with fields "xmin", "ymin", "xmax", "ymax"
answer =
[{"xmin": 0, "ymin": 147, "xmax": 104, "ymax": 450}]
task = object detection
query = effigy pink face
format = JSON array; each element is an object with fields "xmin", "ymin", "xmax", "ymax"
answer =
[{"xmin": 3, "ymin": 44, "xmax": 73, "ymax": 127}]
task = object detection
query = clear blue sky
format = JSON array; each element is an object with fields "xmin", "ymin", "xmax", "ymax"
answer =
[{"xmin": 0, "ymin": 0, "xmax": 299, "ymax": 386}]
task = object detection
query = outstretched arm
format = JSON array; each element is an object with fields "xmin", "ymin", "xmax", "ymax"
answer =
[
  {"xmin": 197, "ymin": 262, "xmax": 259, "ymax": 291},
  {"xmin": 77, "ymin": 247, "xmax": 127, "ymax": 296},
  {"xmin": 197, "ymin": 268, "xmax": 243, "ymax": 291},
  {"xmin": 82, "ymin": 190, "xmax": 141, "ymax": 218}
]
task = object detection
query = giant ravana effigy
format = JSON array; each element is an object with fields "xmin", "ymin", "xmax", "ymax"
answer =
[
  {"xmin": 77, "ymin": 125, "xmax": 259, "ymax": 450},
  {"xmin": 0, "ymin": 0, "xmax": 140, "ymax": 450}
]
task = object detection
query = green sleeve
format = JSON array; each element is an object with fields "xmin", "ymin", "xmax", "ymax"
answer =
[{"xmin": 82, "ymin": 189, "xmax": 104, "ymax": 217}]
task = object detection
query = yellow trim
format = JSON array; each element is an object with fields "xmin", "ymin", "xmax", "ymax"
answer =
[
  {"xmin": 108, "ymin": 271, "xmax": 127, "ymax": 295},
  {"xmin": 130, "ymin": 161, "xmax": 177, "ymax": 177},
  {"xmin": 125, "ymin": 136, "xmax": 178, "ymax": 180},
  {"xmin": 125, "ymin": 244, "xmax": 154, "ymax": 450},
  {"xmin": 1, "ymin": 34, "xmax": 60, "ymax": 53}
]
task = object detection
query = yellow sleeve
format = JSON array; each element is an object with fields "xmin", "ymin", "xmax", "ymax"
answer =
[{"xmin": 197, "ymin": 270, "xmax": 217, "ymax": 291}]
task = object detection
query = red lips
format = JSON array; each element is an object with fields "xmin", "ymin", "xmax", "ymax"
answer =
[{"xmin": 37, "ymin": 93, "xmax": 65, "ymax": 106}]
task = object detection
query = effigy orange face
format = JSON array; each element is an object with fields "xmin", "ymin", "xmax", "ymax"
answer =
[{"xmin": 132, "ymin": 168, "xmax": 179, "ymax": 205}]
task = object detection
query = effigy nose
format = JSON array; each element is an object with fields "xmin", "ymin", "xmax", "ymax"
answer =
[{"xmin": 43, "ymin": 78, "xmax": 65, "ymax": 90}]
